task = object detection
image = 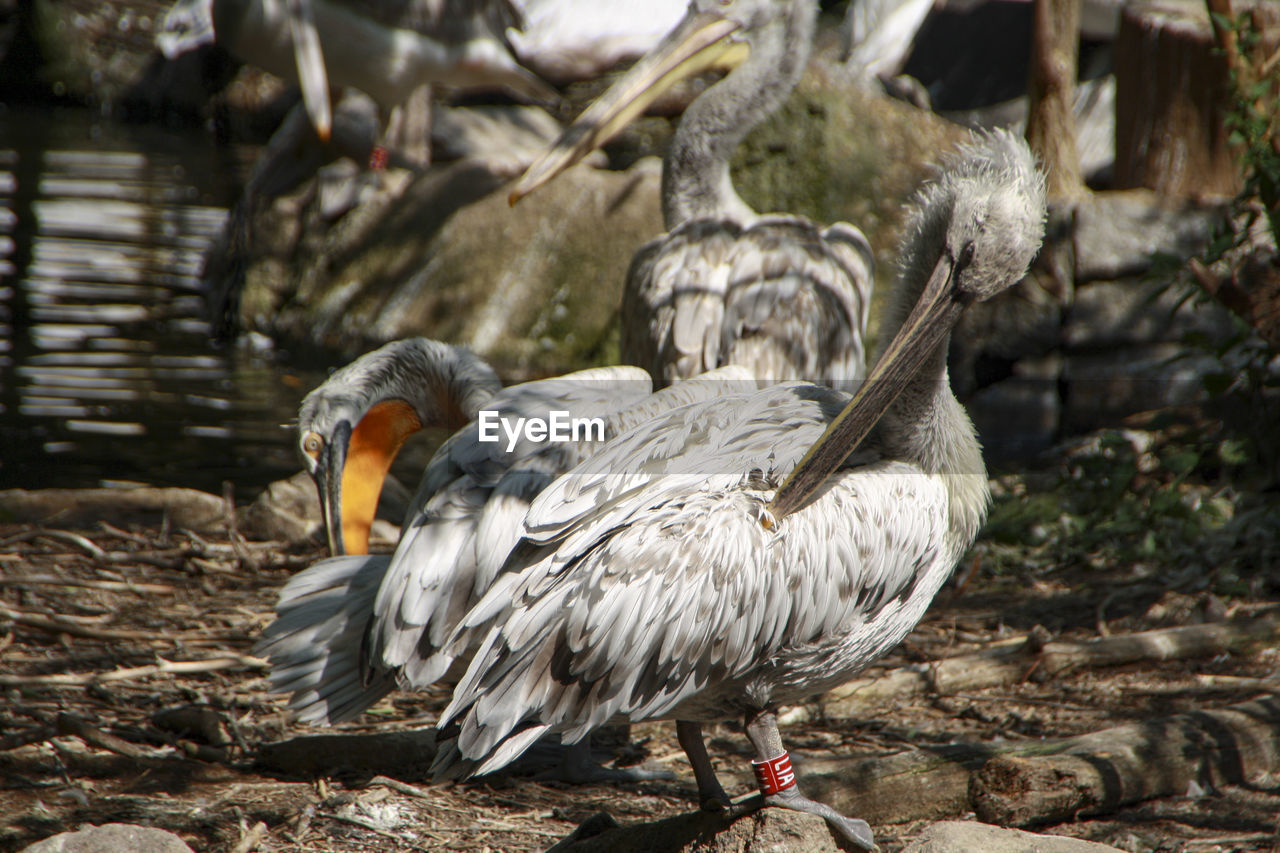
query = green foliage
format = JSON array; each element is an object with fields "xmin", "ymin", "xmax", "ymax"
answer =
[
  {"xmin": 1209, "ymin": 10, "xmax": 1280, "ymax": 254},
  {"xmin": 981, "ymin": 425, "xmax": 1279, "ymax": 596}
]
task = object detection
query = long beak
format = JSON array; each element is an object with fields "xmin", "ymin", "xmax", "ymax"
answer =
[
  {"xmin": 287, "ymin": 0, "xmax": 333, "ymax": 141},
  {"xmin": 507, "ymin": 10, "xmax": 748, "ymax": 205},
  {"xmin": 767, "ymin": 252, "xmax": 970, "ymax": 522},
  {"xmin": 315, "ymin": 419, "xmax": 351, "ymax": 555},
  {"xmin": 313, "ymin": 400, "xmax": 424, "ymax": 556}
]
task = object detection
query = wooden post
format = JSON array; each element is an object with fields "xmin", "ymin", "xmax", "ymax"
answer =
[
  {"xmin": 1026, "ymin": 0, "xmax": 1087, "ymax": 202},
  {"xmin": 1113, "ymin": 0, "xmax": 1245, "ymax": 198}
]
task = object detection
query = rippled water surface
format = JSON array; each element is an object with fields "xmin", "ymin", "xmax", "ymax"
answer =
[{"xmin": 0, "ymin": 106, "xmax": 321, "ymax": 493}]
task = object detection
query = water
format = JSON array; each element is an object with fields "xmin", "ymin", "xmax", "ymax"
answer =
[{"xmin": 0, "ymin": 105, "xmax": 322, "ymax": 494}]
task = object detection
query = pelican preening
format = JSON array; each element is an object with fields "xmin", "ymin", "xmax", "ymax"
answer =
[
  {"xmin": 511, "ymin": 0, "xmax": 874, "ymax": 391},
  {"xmin": 296, "ymin": 337, "xmax": 503, "ymax": 556},
  {"xmin": 157, "ymin": 0, "xmax": 558, "ymax": 144},
  {"xmin": 267, "ymin": 355, "xmax": 758, "ymax": 775},
  {"xmin": 262, "ymin": 129, "xmax": 1047, "ymax": 848}
]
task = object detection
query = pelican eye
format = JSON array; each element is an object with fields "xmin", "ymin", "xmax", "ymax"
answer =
[
  {"xmin": 956, "ymin": 240, "xmax": 976, "ymax": 274},
  {"xmin": 302, "ymin": 432, "xmax": 324, "ymax": 458}
]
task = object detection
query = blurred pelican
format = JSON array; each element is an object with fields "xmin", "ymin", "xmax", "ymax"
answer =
[
  {"xmin": 510, "ymin": 0, "xmax": 874, "ymax": 391},
  {"xmin": 157, "ymin": 0, "xmax": 557, "ymax": 146}
]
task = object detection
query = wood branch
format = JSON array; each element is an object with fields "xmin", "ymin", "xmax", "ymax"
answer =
[
  {"xmin": 0, "ymin": 655, "xmax": 267, "ymax": 687},
  {"xmin": 0, "ymin": 602, "xmax": 177, "ymax": 641},
  {"xmin": 256, "ymin": 729, "xmax": 440, "ymax": 779},
  {"xmin": 0, "ymin": 487, "xmax": 229, "ymax": 533},
  {"xmin": 55, "ymin": 712, "xmax": 166, "ymax": 762},
  {"xmin": 1026, "ymin": 0, "xmax": 1086, "ymax": 201},
  {"xmin": 230, "ymin": 821, "xmax": 269, "ymax": 853},
  {"xmin": 971, "ymin": 697, "xmax": 1280, "ymax": 826},
  {"xmin": 780, "ymin": 613, "xmax": 1280, "ymax": 726},
  {"xmin": 799, "ymin": 696, "xmax": 1280, "ymax": 826},
  {"xmin": 0, "ymin": 574, "xmax": 178, "ymax": 594},
  {"xmin": 0, "ymin": 603, "xmax": 248, "ymax": 643}
]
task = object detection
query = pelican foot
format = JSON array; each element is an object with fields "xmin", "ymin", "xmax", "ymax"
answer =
[
  {"xmin": 763, "ymin": 788, "xmax": 877, "ymax": 852},
  {"xmin": 698, "ymin": 788, "xmax": 732, "ymax": 812}
]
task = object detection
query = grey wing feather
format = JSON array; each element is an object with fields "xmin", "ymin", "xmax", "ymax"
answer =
[{"xmin": 256, "ymin": 555, "xmax": 398, "ymax": 723}]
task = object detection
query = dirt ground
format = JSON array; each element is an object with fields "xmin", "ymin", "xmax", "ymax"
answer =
[{"xmin": 2, "ymin": 434, "xmax": 1279, "ymax": 853}]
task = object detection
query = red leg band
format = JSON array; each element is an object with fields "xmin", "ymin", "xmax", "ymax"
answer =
[
  {"xmin": 751, "ymin": 751, "xmax": 796, "ymax": 795},
  {"xmin": 368, "ymin": 146, "xmax": 389, "ymax": 171}
]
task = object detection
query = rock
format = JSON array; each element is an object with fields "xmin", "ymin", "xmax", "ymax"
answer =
[
  {"xmin": 431, "ymin": 104, "xmax": 567, "ymax": 171},
  {"xmin": 1061, "ymin": 344, "xmax": 1215, "ymax": 434},
  {"xmin": 237, "ymin": 471, "xmax": 324, "ymax": 544},
  {"xmin": 236, "ymin": 156, "xmax": 663, "ymax": 375},
  {"xmin": 238, "ymin": 470, "xmax": 410, "ymax": 545},
  {"xmin": 548, "ymin": 807, "xmax": 853, "ymax": 853},
  {"xmin": 0, "ymin": 487, "xmax": 226, "ymax": 532},
  {"xmin": 19, "ymin": 823, "xmax": 195, "ymax": 853},
  {"xmin": 965, "ymin": 355, "xmax": 1063, "ymax": 461},
  {"xmin": 901, "ymin": 821, "xmax": 1125, "ymax": 853},
  {"xmin": 1072, "ymin": 190, "xmax": 1220, "ymax": 283},
  {"xmin": 1066, "ymin": 278, "xmax": 1235, "ymax": 350},
  {"xmin": 234, "ymin": 57, "xmax": 967, "ymax": 375}
]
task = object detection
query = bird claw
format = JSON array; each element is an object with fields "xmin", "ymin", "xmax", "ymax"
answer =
[{"xmin": 763, "ymin": 789, "xmax": 878, "ymax": 852}]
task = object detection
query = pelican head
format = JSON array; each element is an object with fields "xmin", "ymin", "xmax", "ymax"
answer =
[
  {"xmin": 297, "ymin": 339, "xmax": 501, "ymax": 555},
  {"xmin": 769, "ymin": 130, "xmax": 1046, "ymax": 519},
  {"xmin": 508, "ymin": 0, "xmax": 810, "ymax": 207}
]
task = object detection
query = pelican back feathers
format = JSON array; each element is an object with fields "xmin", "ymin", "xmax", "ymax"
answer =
[{"xmin": 623, "ymin": 216, "xmax": 873, "ymax": 390}]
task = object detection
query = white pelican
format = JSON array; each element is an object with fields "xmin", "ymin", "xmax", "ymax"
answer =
[
  {"xmin": 421, "ymin": 130, "xmax": 1045, "ymax": 849},
  {"xmin": 157, "ymin": 0, "xmax": 557, "ymax": 144},
  {"xmin": 510, "ymin": 0, "xmax": 874, "ymax": 391},
  {"xmin": 261, "ymin": 129, "xmax": 1045, "ymax": 847},
  {"xmin": 265, "ymin": 342, "xmax": 757, "ymax": 779}
]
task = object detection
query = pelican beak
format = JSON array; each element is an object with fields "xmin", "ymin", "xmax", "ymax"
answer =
[
  {"xmin": 314, "ymin": 419, "xmax": 352, "ymax": 554},
  {"xmin": 288, "ymin": 0, "xmax": 333, "ymax": 141},
  {"xmin": 767, "ymin": 251, "xmax": 971, "ymax": 521},
  {"xmin": 508, "ymin": 9, "xmax": 749, "ymax": 205},
  {"xmin": 313, "ymin": 400, "xmax": 424, "ymax": 556}
]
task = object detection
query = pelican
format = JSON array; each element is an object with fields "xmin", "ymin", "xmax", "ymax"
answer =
[
  {"xmin": 510, "ymin": 0, "xmax": 874, "ymax": 391},
  {"xmin": 266, "ymin": 338, "xmax": 758, "ymax": 779},
  {"xmin": 157, "ymin": 0, "xmax": 557, "ymax": 144},
  {"xmin": 418, "ymin": 130, "xmax": 1046, "ymax": 849}
]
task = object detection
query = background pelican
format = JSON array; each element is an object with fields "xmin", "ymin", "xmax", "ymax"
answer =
[
  {"xmin": 510, "ymin": 0, "xmax": 874, "ymax": 390},
  {"xmin": 421, "ymin": 130, "xmax": 1045, "ymax": 850},
  {"xmin": 158, "ymin": 0, "xmax": 557, "ymax": 149}
]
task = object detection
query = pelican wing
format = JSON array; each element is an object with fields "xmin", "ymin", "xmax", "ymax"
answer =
[
  {"xmin": 621, "ymin": 217, "xmax": 874, "ymax": 388},
  {"xmin": 438, "ymin": 383, "xmax": 952, "ymax": 774}
]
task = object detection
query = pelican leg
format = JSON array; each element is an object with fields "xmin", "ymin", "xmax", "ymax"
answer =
[
  {"xmin": 743, "ymin": 711, "xmax": 877, "ymax": 852},
  {"xmin": 677, "ymin": 720, "xmax": 730, "ymax": 811}
]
